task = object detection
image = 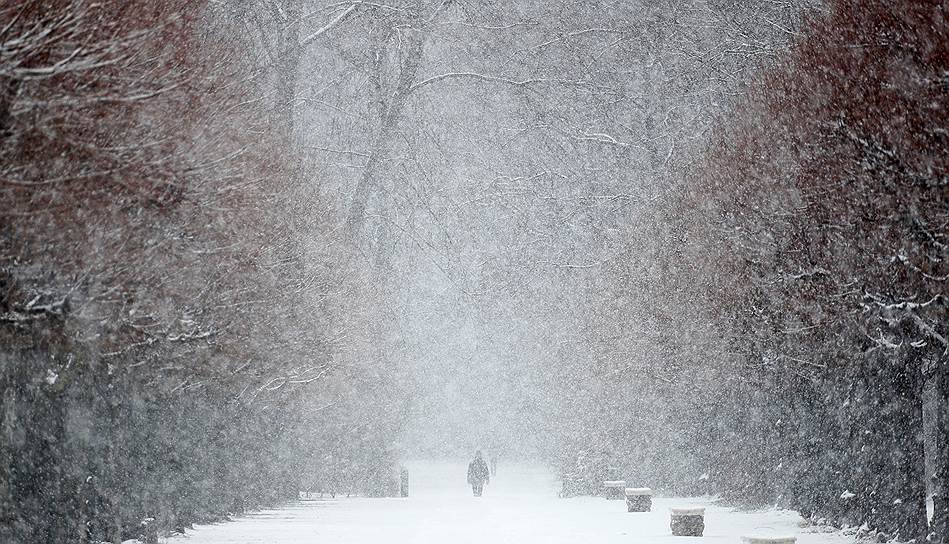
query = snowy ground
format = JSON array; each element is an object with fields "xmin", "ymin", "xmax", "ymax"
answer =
[{"xmin": 167, "ymin": 461, "xmax": 860, "ymax": 544}]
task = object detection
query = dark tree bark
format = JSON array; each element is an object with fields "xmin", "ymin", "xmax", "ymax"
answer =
[
  {"xmin": 881, "ymin": 347, "xmax": 930, "ymax": 542},
  {"xmin": 0, "ymin": 78, "xmax": 19, "ymax": 141},
  {"xmin": 933, "ymin": 355, "xmax": 949, "ymax": 544}
]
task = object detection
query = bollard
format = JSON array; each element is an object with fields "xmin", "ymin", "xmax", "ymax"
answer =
[
  {"xmin": 603, "ymin": 480, "xmax": 626, "ymax": 500},
  {"xmin": 399, "ymin": 468, "xmax": 409, "ymax": 497},
  {"xmin": 624, "ymin": 487, "xmax": 652, "ymax": 512},
  {"xmin": 741, "ymin": 537, "xmax": 796, "ymax": 544},
  {"xmin": 670, "ymin": 507, "xmax": 705, "ymax": 536}
]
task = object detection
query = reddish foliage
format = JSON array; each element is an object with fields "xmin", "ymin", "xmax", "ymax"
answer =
[{"xmin": 665, "ymin": 0, "xmax": 946, "ymax": 539}]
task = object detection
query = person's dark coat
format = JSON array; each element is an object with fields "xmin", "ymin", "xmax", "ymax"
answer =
[{"xmin": 467, "ymin": 457, "xmax": 490, "ymax": 485}]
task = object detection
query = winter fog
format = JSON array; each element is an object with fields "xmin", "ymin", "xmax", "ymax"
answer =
[{"xmin": 1, "ymin": 1, "xmax": 946, "ymax": 543}]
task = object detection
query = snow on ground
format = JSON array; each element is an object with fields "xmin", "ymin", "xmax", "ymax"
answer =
[{"xmin": 167, "ymin": 461, "xmax": 860, "ymax": 544}]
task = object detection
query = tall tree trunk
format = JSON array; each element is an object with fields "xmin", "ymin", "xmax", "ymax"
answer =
[
  {"xmin": 347, "ymin": 3, "xmax": 424, "ymax": 240},
  {"xmin": 0, "ymin": 375, "xmax": 16, "ymax": 543},
  {"xmin": 876, "ymin": 346, "xmax": 929, "ymax": 542},
  {"xmin": 0, "ymin": 77, "xmax": 19, "ymax": 141},
  {"xmin": 932, "ymin": 354, "xmax": 949, "ymax": 544},
  {"xmin": 276, "ymin": 0, "xmax": 302, "ymax": 144}
]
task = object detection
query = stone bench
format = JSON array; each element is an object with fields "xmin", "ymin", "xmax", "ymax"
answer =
[
  {"xmin": 603, "ymin": 480, "xmax": 626, "ymax": 500},
  {"xmin": 624, "ymin": 487, "xmax": 652, "ymax": 512},
  {"xmin": 670, "ymin": 506, "xmax": 705, "ymax": 536}
]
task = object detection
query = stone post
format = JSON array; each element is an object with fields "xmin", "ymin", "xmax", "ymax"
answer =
[
  {"xmin": 670, "ymin": 507, "xmax": 705, "ymax": 536},
  {"xmin": 625, "ymin": 487, "xmax": 652, "ymax": 512},
  {"xmin": 603, "ymin": 480, "xmax": 626, "ymax": 500},
  {"xmin": 399, "ymin": 468, "xmax": 409, "ymax": 498}
]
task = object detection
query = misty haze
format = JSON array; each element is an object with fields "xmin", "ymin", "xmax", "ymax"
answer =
[{"xmin": 0, "ymin": 1, "xmax": 946, "ymax": 544}]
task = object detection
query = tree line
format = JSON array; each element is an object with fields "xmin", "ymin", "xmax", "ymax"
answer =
[
  {"xmin": 2, "ymin": 0, "xmax": 944, "ymax": 543},
  {"xmin": 0, "ymin": 2, "xmax": 404, "ymax": 542},
  {"xmin": 552, "ymin": 2, "xmax": 946, "ymax": 543}
]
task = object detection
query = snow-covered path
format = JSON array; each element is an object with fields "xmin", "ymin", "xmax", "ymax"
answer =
[{"xmin": 168, "ymin": 461, "xmax": 857, "ymax": 544}]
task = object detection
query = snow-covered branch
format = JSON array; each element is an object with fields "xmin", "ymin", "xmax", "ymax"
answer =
[
  {"xmin": 408, "ymin": 72, "xmax": 592, "ymax": 94},
  {"xmin": 300, "ymin": 4, "xmax": 360, "ymax": 46}
]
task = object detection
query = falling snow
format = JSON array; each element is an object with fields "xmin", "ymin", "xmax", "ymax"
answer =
[{"xmin": 1, "ymin": 1, "xmax": 946, "ymax": 544}]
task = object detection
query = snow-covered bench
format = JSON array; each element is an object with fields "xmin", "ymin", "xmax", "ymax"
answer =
[
  {"xmin": 670, "ymin": 506, "xmax": 705, "ymax": 536},
  {"xmin": 603, "ymin": 480, "xmax": 626, "ymax": 500},
  {"xmin": 624, "ymin": 487, "xmax": 652, "ymax": 512}
]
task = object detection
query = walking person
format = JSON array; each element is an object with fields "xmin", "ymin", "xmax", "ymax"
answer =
[{"xmin": 467, "ymin": 450, "xmax": 490, "ymax": 496}]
